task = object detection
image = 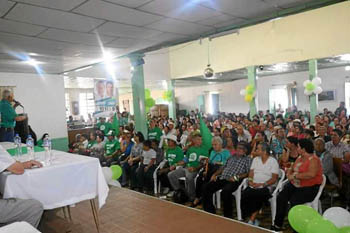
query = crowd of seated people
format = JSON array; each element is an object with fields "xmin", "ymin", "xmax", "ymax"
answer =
[{"xmin": 69, "ymin": 102, "xmax": 350, "ymax": 230}]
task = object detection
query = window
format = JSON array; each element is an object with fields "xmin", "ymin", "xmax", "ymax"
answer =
[
  {"xmin": 269, "ymin": 86, "xmax": 289, "ymax": 113},
  {"xmin": 209, "ymin": 92, "xmax": 219, "ymax": 115},
  {"xmin": 79, "ymin": 92, "xmax": 95, "ymax": 121},
  {"xmin": 65, "ymin": 93, "xmax": 70, "ymax": 119}
]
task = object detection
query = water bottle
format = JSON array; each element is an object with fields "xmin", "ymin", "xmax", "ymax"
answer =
[
  {"xmin": 43, "ymin": 135, "xmax": 52, "ymax": 166},
  {"xmin": 26, "ymin": 135, "xmax": 35, "ymax": 160},
  {"xmin": 14, "ymin": 134, "xmax": 22, "ymax": 161}
]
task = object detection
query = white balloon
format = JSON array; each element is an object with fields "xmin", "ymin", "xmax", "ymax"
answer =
[
  {"xmin": 303, "ymin": 80, "xmax": 310, "ymax": 87},
  {"xmin": 304, "ymin": 89, "xmax": 313, "ymax": 96},
  {"xmin": 323, "ymin": 207, "xmax": 350, "ymax": 228},
  {"xmin": 314, "ymin": 86, "xmax": 323, "ymax": 95},
  {"xmin": 240, "ymin": 89, "xmax": 246, "ymax": 96},
  {"xmin": 102, "ymin": 167, "xmax": 112, "ymax": 183},
  {"xmin": 312, "ymin": 77, "xmax": 322, "ymax": 86},
  {"xmin": 108, "ymin": 180, "xmax": 121, "ymax": 187}
]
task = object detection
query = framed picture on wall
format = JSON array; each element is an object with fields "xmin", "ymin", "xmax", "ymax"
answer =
[
  {"xmin": 318, "ymin": 90, "xmax": 336, "ymax": 102},
  {"xmin": 72, "ymin": 101, "xmax": 79, "ymax": 115}
]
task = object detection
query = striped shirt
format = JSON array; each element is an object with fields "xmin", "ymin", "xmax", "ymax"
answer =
[{"xmin": 325, "ymin": 141, "xmax": 349, "ymax": 159}]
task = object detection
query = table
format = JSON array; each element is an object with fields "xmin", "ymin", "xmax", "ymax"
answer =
[
  {"xmin": 0, "ymin": 222, "xmax": 41, "ymax": 233},
  {"xmin": 0, "ymin": 143, "xmax": 109, "ymax": 232}
]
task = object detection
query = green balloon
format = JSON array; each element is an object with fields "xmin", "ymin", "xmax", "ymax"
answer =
[
  {"xmin": 288, "ymin": 205, "xmax": 321, "ymax": 233},
  {"xmin": 145, "ymin": 89, "xmax": 151, "ymax": 98},
  {"xmin": 145, "ymin": 98, "xmax": 155, "ymax": 107},
  {"xmin": 306, "ymin": 218, "xmax": 339, "ymax": 233},
  {"xmin": 339, "ymin": 227, "xmax": 350, "ymax": 233},
  {"xmin": 110, "ymin": 165, "xmax": 122, "ymax": 180},
  {"xmin": 306, "ymin": 82, "xmax": 315, "ymax": 92}
]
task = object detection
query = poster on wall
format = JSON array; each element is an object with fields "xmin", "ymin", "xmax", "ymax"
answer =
[{"xmin": 93, "ymin": 80, "xmax": 118, "ymax": 118}]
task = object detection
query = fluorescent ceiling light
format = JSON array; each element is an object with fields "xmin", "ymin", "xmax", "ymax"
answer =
[
  {"xmin": 340, "ymin": 54, "xmax": 350, "ymax": 61},
  {"xmin": 346, "ymin": 66, "xmax": 350, "ymax": 71},
  {"xmin": 75, "ymin": 66, "xmax": 92, "ymax": 72},
  {"xmin": 103, "ymin": 51, "xmax": 114, "ymax": 62},
  {"xmin": 24, "ymin": 59, "xmax": 42, "ymax": 66}
]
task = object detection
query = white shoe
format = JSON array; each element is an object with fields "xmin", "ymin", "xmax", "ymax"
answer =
[
  {"xmin": 167, "ymin": 191, "xmax": 174, "ymax": 198},
  {"xmin": 247, "ymin": 220, "xmax": 254, "ymax": 225},
  {"xmin": 162, "ymin": 187, "xmax": 170, "ymax": 195}
]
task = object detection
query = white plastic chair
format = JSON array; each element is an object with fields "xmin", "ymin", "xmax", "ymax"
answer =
[
  {"xmin": 270, "ymin": 174, "xmax": 326, "ymax": 224},
  {"xmin": 305, "ymin": 174, "xmax": 326, "ymax": 214},
  {"xmin": 269, "ymin": 169, "xmax": 286, "ymax": 225},
  {"xmin": 214, "ymin": 178, "xmax": 248, "ymax": 220},
  {"xmin": 153, "ymin": 160, "xmax": 168, "ymax": 195}
]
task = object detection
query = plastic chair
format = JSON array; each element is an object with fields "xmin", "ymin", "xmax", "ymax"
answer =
[
  {"xmin": 270, "ymin": 174, "xmax": 326, "ymax": 224},
  {"xmin": 214, "ymin": 178, "xmax": 248, "ymax": 220},
  {"xmin": 305, "ymin": 174, "xmax": 326, "ymax": 214},
  {"xmin": 153, "ymin": 160, "xmax": 168, "ymax": 195},
  {"xmin": 269, "ymin": 169, "xmax": 286, "ymax": 225}
]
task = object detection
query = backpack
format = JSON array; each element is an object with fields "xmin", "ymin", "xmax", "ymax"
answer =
[{"xmin": 173, "ymin": 189, "xmax": 188, "ymax": 204}]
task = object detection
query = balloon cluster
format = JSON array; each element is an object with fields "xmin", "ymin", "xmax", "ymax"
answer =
[
  {"xmin": 303, "ymin": 77, "xmax": 323, "ymax": 96},
  {"xmin": 102, "ymin": 165, "xmax": 122, "ymax": 187},
  {"xmin": 288, "ymin": 205, "xmax": 350, "ymax": 233},
  {"xmin": 145, "ymin": 89, "xmax": 155, "ymax": 112},
  {"xmin": 240, "ymin": 84, "xmax": 256, "ymax": 103},
  {"xmin": 162, "ymin": 90, "xmax": 173, "ymax": 102}
]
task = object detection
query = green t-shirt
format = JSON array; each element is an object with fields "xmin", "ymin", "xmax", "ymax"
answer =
[
  {"xmin": 87, "ymin": 140, "xmax": 97, "ymax": 149},
  {"xmin": 104, "ymin": 139, "xmax": 120, "ymax": 156},
  {"xmin": 185, "ymin": 145, "xmax": 209, "ymax": 168},
  {"xmin": 97, "ymin": 122, "xmax": 113, "ymax": 135},
  {"xmin": 0, "ymin": 99, "xmax": 17, "ymax": 128},
  {"xmin": 148, "ymin": 127, "xmax": 162, "ymax": 141},
  {"xmin": 166, "ymin": 146, "xmax": 184, "ymax": 166}
]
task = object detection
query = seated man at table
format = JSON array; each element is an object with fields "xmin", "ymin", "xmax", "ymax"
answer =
[
  {"xmin": 102, "ymin": 130, "xmax": 120, "ymax": 166},
  {"xmin": 0, "ymin": 153, "xmax": 43, "ymax": 228}
]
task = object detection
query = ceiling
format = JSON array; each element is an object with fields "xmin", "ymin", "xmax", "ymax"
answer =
[
  {"xmin": 64, "ymin": 54, "xmax": 350, "ymax": 93},
  {"xmin": 0, "ymin": 0, "xmax": 343, "ymax": 75}
]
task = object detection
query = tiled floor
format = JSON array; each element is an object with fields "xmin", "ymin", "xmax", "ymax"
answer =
[
  {"xmin": 39, "ymin": 187, "xmax": 346, "ymax": 233},
  {"xmin": 39, "ymin": 187, "xmax": 273, "ymax": 233}
]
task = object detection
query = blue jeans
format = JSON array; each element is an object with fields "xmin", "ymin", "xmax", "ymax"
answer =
[{"xmin": 0, "ymin": 128, "xmax": 14, "ymax": 142}]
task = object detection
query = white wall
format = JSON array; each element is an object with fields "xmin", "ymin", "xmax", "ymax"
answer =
[
  {"xmin": 175, "ymin": 66, "xmax": 350, "ymax": 114},
  {"xmin": 0, "ymin": 72, "xmax": 67, "ymax": 139}
]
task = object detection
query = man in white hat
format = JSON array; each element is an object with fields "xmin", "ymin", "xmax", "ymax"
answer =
[
  {"xmin": 168, "ymin": 121, "xmax": 176, "ymax": 136},
  {"xmin": 157, "ymin": 134, "xmax": 184, "ymax": 195}
]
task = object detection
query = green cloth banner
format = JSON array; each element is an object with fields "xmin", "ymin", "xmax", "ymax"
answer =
[{"xmin": 7, "ymin": 146, "xmax": 45, "ymax": 156}]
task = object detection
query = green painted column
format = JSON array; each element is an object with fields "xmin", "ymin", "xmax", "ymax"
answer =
[
  {"xmin": 129, "ymin": 54, "xmax": 147, "ymax": 137},
  {"xmin": 168, "ymin": 80, "xmax": 176, "ymax": 120},
  {"xmin": 309, "ymin": 59, "xmax": 318, "ymax": 125},
  {"xmin": 247, "ymin": 66, "xmax": 257, "ymax": 118}
]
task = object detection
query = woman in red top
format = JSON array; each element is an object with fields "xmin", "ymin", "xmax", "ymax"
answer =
[{"xmin": 272, "ymin": 139, "xmax": 323, "ymax": 231}]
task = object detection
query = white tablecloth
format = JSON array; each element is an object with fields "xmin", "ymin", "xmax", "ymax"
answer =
[
  {"xmin": 0, "ymin": 143, "xmax": 109, "ymax": 210},
  {"xmin": 0, "ymin": 222, "xmax": 40, "ymax": 233}
]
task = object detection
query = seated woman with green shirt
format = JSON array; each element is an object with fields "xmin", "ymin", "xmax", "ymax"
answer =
[
  {"xmin": 193, "ymin": 136, "xmax": 230, "ymax": 207},
  {"xmin": 168, "ymin": 133, "xmax": 209, "ymax": 201},
  {"xmin": 157, "ymin": 134, "xmax": 184, "ymax": 194}
]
